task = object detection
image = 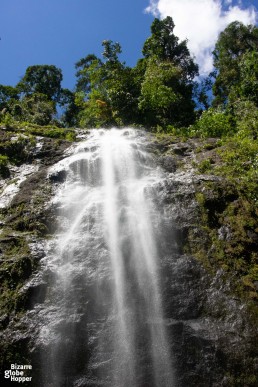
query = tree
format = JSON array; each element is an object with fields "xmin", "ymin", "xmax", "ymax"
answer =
[
  {"xmin": 75, "ymin": 19, "xmax": 198, "ymax": 129},
  {"xmin": 75, "ymin": 54, "xmax": 101, "ymax": 94},
  {"xmin": 212, "ymin": 21, "xmax": 258, "ymax": 105},
  {"xmin": 142, "ymin": 16, "xmax": 198, "ymax": 81},
  {"xmin": 17, "ymin": 65, "xmax": 63, "ymax": 102},
  {"xmin": 102, "ymin": 40, "xmax": 122, "ymax": 63},
  {"xmin": 75, "ymin": 41, "xmax": 123, "ymax": 97},
  {"xmin": 190, "ymin": 107, "xmax": 233, "ymax": 138},
  {"xmin": 233, "ymin": 51, "xmax": 258, "ymax": 106},
  {"xmin": 59, "ymin": 89, "xmax": 80, "ymax": 127},
  {"xmin": 11, "ymin": 93, "xmax": 56, "ymax": 125},
  {"xmin": 139, "ymin": 57, "xmax": 195, "ymax": 127},
  {"xmin": 0, "ymin": 85, "xmax": 19, "ymax": 111},
  {"xmin": 75, "ymin": 51, "xmax": 111, "ymax": 127},
  {"xmin": 75, "ymin": 40, "xmax": 140, "ymax": 127},
  {"xmin": 139, "ymin": 17, "xmax": 198, "ymax": 128},
  {"xmin": 232, "ymin": 99, "xmax": 258, "ymax": 139}
]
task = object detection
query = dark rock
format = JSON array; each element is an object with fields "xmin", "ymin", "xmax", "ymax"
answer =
[
  {"xmin": 17, "ymin": 282, "xmax": 47, "ymax": 310},
  {"xmin": 147, "ymin": 138, "xmax": 173, "ymax": 152},
  {"xmin": 34, "ymin": 138, "xmax": 71, "ymax": 165},
  {"xmin": 48, "ymin": 169, "xmax": 67, "ymax": 183},
  {"xmin": 162, "ymin": 255, "xmax": 209, "ymax": 320},
  {"xmin": 173, "ymin": 143, "xmax": 191, "ymax": 155},
  {"xmin": 0, "ymin": 314, "xmax": 9, "ymax": 329},
  {"xmin": 247, "ymin": 230, "xmax": 258, "ymax": 243},
  {"xmin": 10, "ymin": 168, "xmax": 48, "ymax": 206},
  {"xmin": 159, "ymin": 155, "xmax": 177, "ymax": 173}
]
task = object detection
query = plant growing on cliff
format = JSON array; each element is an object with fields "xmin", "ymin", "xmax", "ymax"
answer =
[
  {"xmin": 11, "ymin": 93, "xmax": 56, "ymax": 126},
  {"xmin": 190, "ymin": 107, "xmax": 233, "ymax": 138}
]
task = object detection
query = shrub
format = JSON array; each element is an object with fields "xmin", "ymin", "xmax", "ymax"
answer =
[
  {"xmin": 232, "ymin": 99, "xmax": 258, "ymax": 140},
  {"xmin": 190, "ymin": 108, "xmax": 233, "ymax": 138}
]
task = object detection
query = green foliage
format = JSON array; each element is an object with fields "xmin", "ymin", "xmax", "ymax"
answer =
[
  {"xmin": 73, "ymin": 17, "xmax": 198, "ymax": 129},
  {"xmin": 17, "ymin": 65, "xmax": 63, "ymax": 102},
  {"xmin": 139, "ymin": 59, "xmax": 179, "ymax": 110},
  {"xmin": 139, "ymin": 57, "xmax": 195, "ymax": 127},
  {"xmin": 11, "ymin": 93, "xmax": 56, "ymax": 126},
  {"xmin": 161, "ymin": 125, "xmax": 190, "ymax": 138},
  {"xmin": 197, "ymin": 158, "xmax": 213, "ymax": 173},
  {"xmin": 0, "ymin": 120, "xmax": 75, "ymax": 147},
  {"xmin": 137, "ymin": 17, "xmax": 198, "ymax": 129},
  {"xmin": 9, "ymin": 65, "xmax": 69, "ymax": 126},
  {"xmin": 142, "ymin": 17, "xmax": 198, "ymax": 80},
  {"xmin": 216, "ymin": 136, "xmax": 258, "ymax": 180},
  {"xmin": 190, "ymin": 108, "xmax": 233, "ymax": 138},
  {"xmin": 1, "ymin": 112, "xmax": 15, "ymax": 128},
  {"xmin": 0, "ymin": 85, "xmax": 19, "ymax": 111},
  {"xmin": 233, "ymin": 51, "xmax": 258, "ymax": 105},
  {"xmin": 105, "ymin": 66, "xmax": 141, "ymax": 125},
  {"xmin": 0, "ymin": 234, "xmax": 36, "ymax": 314},
  {"xmin": 102, "ymin": 40, "xmax": 122, "ymax": 62},
  {"xmin": 189, "ymin": 107, "xmax": 258, "ymax": 296},
  {"xmin": 77, "ymin": 90, "xmax": 113, "ymax": 128},
  {"xmin": 75, "ymin": 47, "xmax": 116, "ymax": 127},
  {"xmin": 65, "ymin": 131, "xmax": 76, "ymax": 141},
  {"xmin": 190, "ymin": 160, "xmax": 258, "ymax": 301},
  {"xmin": 231, "ymin": 99, "xmax": 258, "ymax": 139},
  {"xmin": 0, "ymin": 133, "xmax": 34, "ymax": 165},
  {"xmin": 75, "ymin": 54, "xmax": 102, "ymax": 94},
  {"xmin": 193, "ymin": 77, "xmax": 213, "ymax": 110},
  {"xmin": 0, "ymin": 16, "xmax": 257, "ymax": 135},
  {"xmin": 59, "ymin": 88, "xmax": 80, "ymax": 127},
  {"xmin": 75, "ymin": 40, "xmax": 141, "ymax": 127},
  {"xmin": 22, "ymin": 124, "xmax": 76, "ymax": 141},
  {"xmin": 212, "ymin": 21, "xmax": 258, "ymax": 106}
]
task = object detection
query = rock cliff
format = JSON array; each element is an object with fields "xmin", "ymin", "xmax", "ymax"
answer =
[{"xmin": 0, "ymin": 128, "xmax": 257, "ymax": 386}]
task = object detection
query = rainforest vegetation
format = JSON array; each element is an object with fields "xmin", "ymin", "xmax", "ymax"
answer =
[{"xmin": 0, "ymin": 16, "xmax": 257, "ymax": 135}]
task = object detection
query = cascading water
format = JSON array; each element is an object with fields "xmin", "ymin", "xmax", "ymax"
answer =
[{"xmin": 39, "ymin": 128, "xmax": 174, "ymax": 387}]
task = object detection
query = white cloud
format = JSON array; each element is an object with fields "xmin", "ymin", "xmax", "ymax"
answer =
[{"xmin": 145, "ymin": 0, "xmax": 258, "ymax": 75}]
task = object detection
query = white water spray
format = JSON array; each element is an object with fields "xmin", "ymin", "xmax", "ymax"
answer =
[{"xmin": 41, "ymin": 128, "xmax": 174, "ymax": 387}]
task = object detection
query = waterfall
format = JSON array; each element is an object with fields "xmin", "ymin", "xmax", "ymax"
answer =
[{"xmin": 40, "ymin": 128, "xmax": 174, "ymax": 387}]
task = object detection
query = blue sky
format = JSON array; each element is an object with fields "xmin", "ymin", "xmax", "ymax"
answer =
[
  {"xmin": 0, "ymin": 0, "xmax": 153, "ymax": 89},
  {"xmin": 0, "ymin": 0, "xmax": 257, "ymax": 90}
]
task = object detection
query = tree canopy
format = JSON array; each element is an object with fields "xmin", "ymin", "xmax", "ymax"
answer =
[
  {"xmin": 0, "ymin": 16, "xmax": 258, "ymax": 136},
  {"xmin": 72, "ymin": 19, "xmax": 198, "ymax": 129},
  {"xmin": 212, "ymin": 21, "xmax": 258, "ymax": 105},
  {"xmin": 17, "ymin": 65, "xmax": 63, "ymax": 102},
  {"xmin": 139, "ymin": 17, "xmax": 198, "ymax": 128},
  {"xmin": 142, "ymin": 17, "xmax": 198, "ymax": 81},
  {"xmin": 0, "ymin": 85, "xmax": 19, "ymax": 111}
]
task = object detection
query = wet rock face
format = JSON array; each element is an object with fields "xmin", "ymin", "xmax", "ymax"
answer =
[
  {"xmin": 161, "ymin": 254, "xmax": 258, "ymax": 386},
  {"xmin": 159, "ymin": 155, "xmax": 177, "ymax": 173},
  {"xmin": 151, "ymin": 138, "xmax": 258, "ymax": 386},
  {"xmin": 0, "ymin": 133, "xmax": 72, "ymax": 386},
  {"xmin": 0, "ymin": 131, "xmax": 258, "ymax": 387}
]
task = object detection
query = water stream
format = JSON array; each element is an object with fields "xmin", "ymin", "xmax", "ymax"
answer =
[{"xmin": 40, "ymin": 128, "xmax": 174, "ymax": 387}]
